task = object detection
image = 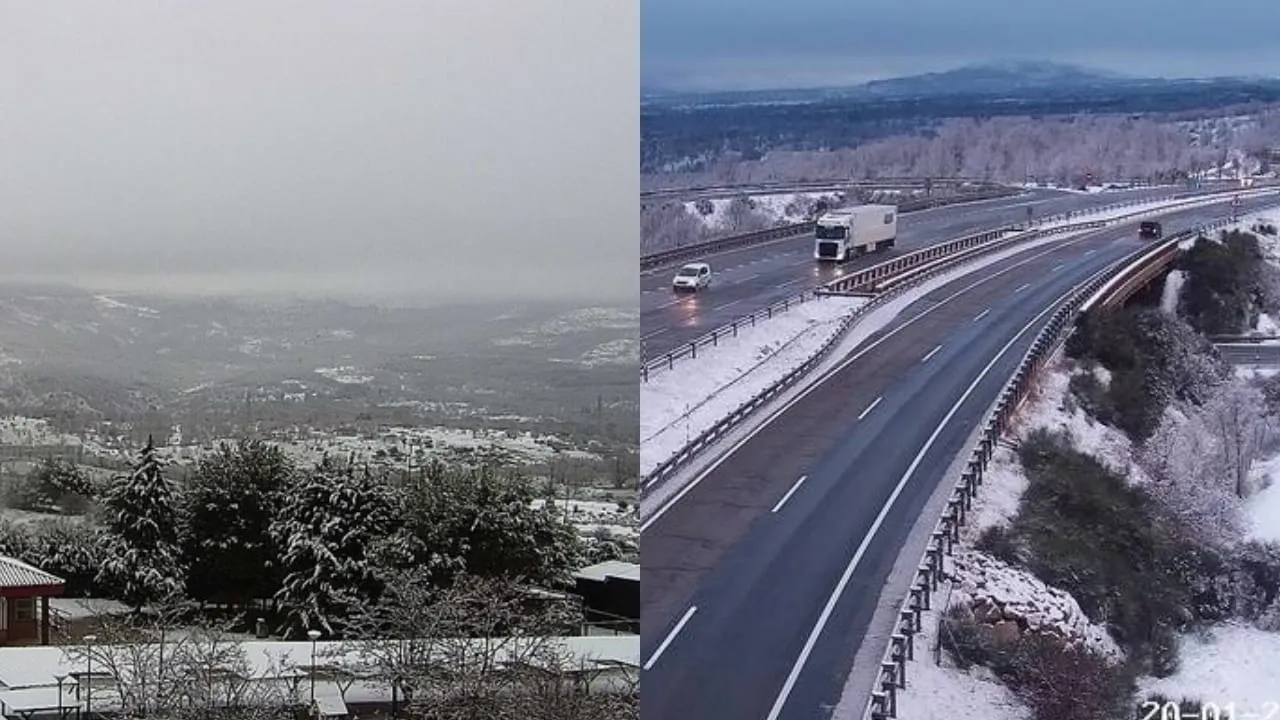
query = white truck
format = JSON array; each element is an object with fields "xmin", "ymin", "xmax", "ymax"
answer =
[{"xmin": 814, "ymin": 204, "xmax": 898, "ymax": 262}]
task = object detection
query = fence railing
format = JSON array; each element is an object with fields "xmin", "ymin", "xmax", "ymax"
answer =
[
  {"xmin": 641, "ymin": 187, "xmax": 1274, "ymax": 379},
  {"xmin": 859, "ymin": 218, "xmax": 1250, "ymax": 719},
  {"xmin": 640, "ymin": 187, "xmax": 1021, "ymax": 273},
  {"xmin": 642, "ymin": 217, "xmax": 1119, "ymax": 489},
  {"xmin": 640, "ymin": 177, "xmax": 1000, "ymax": 201},
  {"xmin": 640, "ymin": 192, "xmax": 1275, "ymax": 495}
]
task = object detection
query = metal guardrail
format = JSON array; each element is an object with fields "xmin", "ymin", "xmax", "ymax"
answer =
[
  {"xmin": 1208, "ymin": 335, "xmax": 1280, "ymax": 344},
  {"xmin": 641, "ymin": 217, "xmax": 1126, "ymax": 489},
  {"xmin": 640, "ymin": 187, "xmax": 1022, "ymax": 273},
  {"xmin": 640, "ymin": 191, "xmax": 1276, "ymax": 492},
  {"xmin": 640, "ymin": 188, "xmax": 1270, "ymax": 377},
  {"xmin": 640, "ymin": 177, "xmax": 999, "ymax": 201},
  {"xmin": 858, "ymin": 228, "xmax": 1200, "ymax": 720},
  {"xmin": 862, "ymin": 214, "xmax": 1254, "ymax": 719}
]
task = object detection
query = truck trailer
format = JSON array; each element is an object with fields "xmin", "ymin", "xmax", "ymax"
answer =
[{"xmin": 814, "ymin": 204, "xmax": 898, "ymax": 262}]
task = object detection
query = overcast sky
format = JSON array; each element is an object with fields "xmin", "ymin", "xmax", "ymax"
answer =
[
  {"xmin": 643, "ymin": 0, "xmax": 1280, "ymax": 91},
  {"xmin": 0, "ymin": 2, "xmax": 638, "ymax": 304}
]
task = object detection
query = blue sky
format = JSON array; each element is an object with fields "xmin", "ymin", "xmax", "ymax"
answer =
[{"xmin": 643, "ymin": 0, "xmax": 1280, "ymax": 91}]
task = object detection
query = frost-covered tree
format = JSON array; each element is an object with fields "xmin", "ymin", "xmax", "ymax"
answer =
[
  {"xmin": 271, "ymin": 457, "xmax": 396, "ymax": 637},
  {"xmin": 1200, "ymin": 380, "xmax": 1270, "ymax": 499},
  {"xmin": 95, "ymin": 437, "xmax": 184, "ymax": 611},
  {"xmin": 182, "ymin": 439, "xmax": 293, "ymax": 606},
  {"xmin": 345, "ymin": 570, "xmax": 634, "ymax": 720},
  {"xmin": 1140, "ymin": 411, "xmax": 1245, "ymax": 549}
]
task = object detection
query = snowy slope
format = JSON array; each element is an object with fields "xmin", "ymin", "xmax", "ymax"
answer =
[{"xmin": 1138, "ymin": 623, "xmax": 1280, "ymax": 714}]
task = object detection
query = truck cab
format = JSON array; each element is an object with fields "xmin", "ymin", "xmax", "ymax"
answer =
[{"xmin": 1138, "ymin": 221, "xmax": 1163, "ymax": 240}]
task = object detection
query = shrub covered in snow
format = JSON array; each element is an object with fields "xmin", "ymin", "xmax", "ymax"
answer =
[
  {"xmin": 1012, "ymin": 429, "xmax": 1228, "ymax": 670},
  {"xmin": 1178, "ymin": 230, "xmax": 1266, "ymax": 336},
  {"xmin": 939, "ymin": 600, "xmax": 1131, "ymax": 720},
  {"xmin": 1067, "ymin": 307, "xmax": 1228, "ymax": 440}
]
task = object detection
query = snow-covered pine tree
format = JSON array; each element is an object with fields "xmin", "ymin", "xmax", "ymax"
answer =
[
  {"xmin": 271, "ymin": 457, "xmax": 396, "ymax": 637},
  {"xmin": 95, "ymin": 436, "xmax": 184, "ymax": 611}
]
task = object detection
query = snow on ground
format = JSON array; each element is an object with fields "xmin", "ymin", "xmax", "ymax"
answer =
[
  {"xmin": 1160, "ymin": 269, "xmax": 1186, "ymax": 315},
  {"xmin": 883, "ymin": 599, "xmax": 1030, "ymax": 720},
  {"xmin": 640, "ymin": 296, "xmax": 867, "ymax": 476},
  {"xmin": 314, "ymin": 366, "xmax": 374, "ymax": 384},
  {"xmin": 576, "ymin": 338, "xmax": 640, "ymax": 367},
  {"xmin": 1247, "ymin": 454, "xmax": 1280, "ymax": 544},
  {"xmin": 961, "ymin": 359, "xmax": 1137, "ymax": 542},
  {"xmin": 1256, "ymin": 313, "xmax": 1280, "ymax": 335},
  {"xmin": 1138, "ymin": 623, "xmax": 1280, "ymax": 713},
  {"xmin": 1013, "ymin": 362, "xmax": 1140, "ymax": 479},
  {"xmin": 533, "ymin": 498, "xmax": 637, "ymax": 541},
  {"xmin": 959, "ymin": 444, "xmax": 1028, "ymax": 541}
]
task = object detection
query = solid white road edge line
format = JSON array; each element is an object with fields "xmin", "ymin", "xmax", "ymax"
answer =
[
  {"xmin": 856, "ymin": 397, "xmax": 883, "ymax": 421},
  {"xmin": 641, "ymin": 193, "xmax": 1274, "ymax": 527},
  {"xmin": 771, "ymin": 476, "xmax": 808, "ymax": 514},
  {"xmin": 639, "ymin": 226, "xmax": 1107, "ymax": 533},
  {"xmin": 643, "ymin": 605, "xmax": 697, "ymax": 671},
  {"xmin": 762, "ymin": 281, "xmax": 1069, "ymax": 720}
]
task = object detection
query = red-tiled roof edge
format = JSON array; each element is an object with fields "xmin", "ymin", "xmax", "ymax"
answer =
[{"xmin": 0, "ymin": 556, "xmax": 67, "ymax": 590}]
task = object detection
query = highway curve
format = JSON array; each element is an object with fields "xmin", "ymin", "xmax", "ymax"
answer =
[
  {"xmin": 639, "ymin": 196, "xmax": 1277, "ymax": 720},
  {"xmin": 641, "ymin": 185, "xmax": 1193, "ymax": 359}
]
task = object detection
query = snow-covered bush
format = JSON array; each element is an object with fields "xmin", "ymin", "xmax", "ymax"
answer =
[
  {"xmin": 1013, "ymin": 430, "xmax": 1223, "ymax": 668},
  {"xmin": 1179, "ymin": 230, "xmax": 1266, "ymax": 336},
  {"xmin": 1067, "ymin": 307, "xmax": 1228, "ymax": 440}
]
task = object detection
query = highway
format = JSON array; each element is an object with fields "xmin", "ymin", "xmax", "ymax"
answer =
[
  {"xmin": 1215, "ymin": 343, "xmax": 1280, "ymax": 365},
  {"xmin": 640, "ymin": 185, "xmax": 1190, "ymax": 359},
  {"xmin": 639, "ymin": 196, "xmax": 1277, "ymax": 720}
]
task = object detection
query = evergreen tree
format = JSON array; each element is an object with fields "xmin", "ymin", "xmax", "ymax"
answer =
[
  {"xmin": 400, "ymin": 463, "xmax": 584, "ymax": 588},
  {"xmin": 96, "ymin": 437, "xmax": 184, "ymax": 611},
  {"xmin": 271, "ymin": 457, "xmax": 396, "ymax": 637},
  {"xmin": 181, "ymin": 439, "xmax": 292, "ymax": 606}
]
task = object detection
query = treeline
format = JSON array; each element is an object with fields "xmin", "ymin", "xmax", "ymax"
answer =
[
  {"xmin": 646, "ymin": 110, "xmax": 1280, "ymax": 189},
  {"xmin": 0, "ymin": 438, "xmax": 637, "ymax": 638}
]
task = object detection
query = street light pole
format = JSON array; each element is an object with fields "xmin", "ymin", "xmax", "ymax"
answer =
[
  {"xmin": 82, "ymin": 634, "xmax": 97, "ymax": 720},
  {"xmin": 307, "ymin": 629, "xmax": 321, "ymax": 717}
]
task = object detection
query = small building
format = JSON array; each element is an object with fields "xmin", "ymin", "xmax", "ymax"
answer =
[
  {"xmin": 573, "ymin": 561, "xmax": 639, "ymax": 634},
  {"xmin": 0, "ymin": 558, "xmax": 65, "ymax": 647}
]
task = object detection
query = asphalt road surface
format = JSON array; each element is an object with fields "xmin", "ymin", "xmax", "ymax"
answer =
[
  {"xmin": 1215, "ymin": 343, "xmax": 1280, "ymax": 365},
  {"xmin": 640, "ymin": 196, "xmax": 1280, "ymax": 720},
  {"xmin": 641, "ymin": 186, "xmax": 1200, "ymax": 359}
]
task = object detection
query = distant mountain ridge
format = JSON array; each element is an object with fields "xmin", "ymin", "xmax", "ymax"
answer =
[
  {"xmin": 642, "ymin": 60, "xmax": 1280, "ymax": 107},
  {"xmin": 858, "ymin": 60, "xmax": 1128, "ymax": 97}
]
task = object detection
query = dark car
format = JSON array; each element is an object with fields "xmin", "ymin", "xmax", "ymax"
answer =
[{"xmin": 1138, "ymin": 221, "xmax": 1163, "ymax": 240}]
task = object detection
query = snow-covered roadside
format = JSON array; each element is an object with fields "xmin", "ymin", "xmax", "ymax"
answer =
[
  {"xmin": 1137, "ymin": 624, "xmax": 1280, "ymax": 713},
  {"xmin": 859, "ymin": 360, "xmax": 1126, "ymax": 720},
  {"xmin": 877, "ymin": 353, "xmax": 1280, "ymax": 717},
  {"xmin": 640, "ymin": 296, "xmax": 867, "ymax": 476}
]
